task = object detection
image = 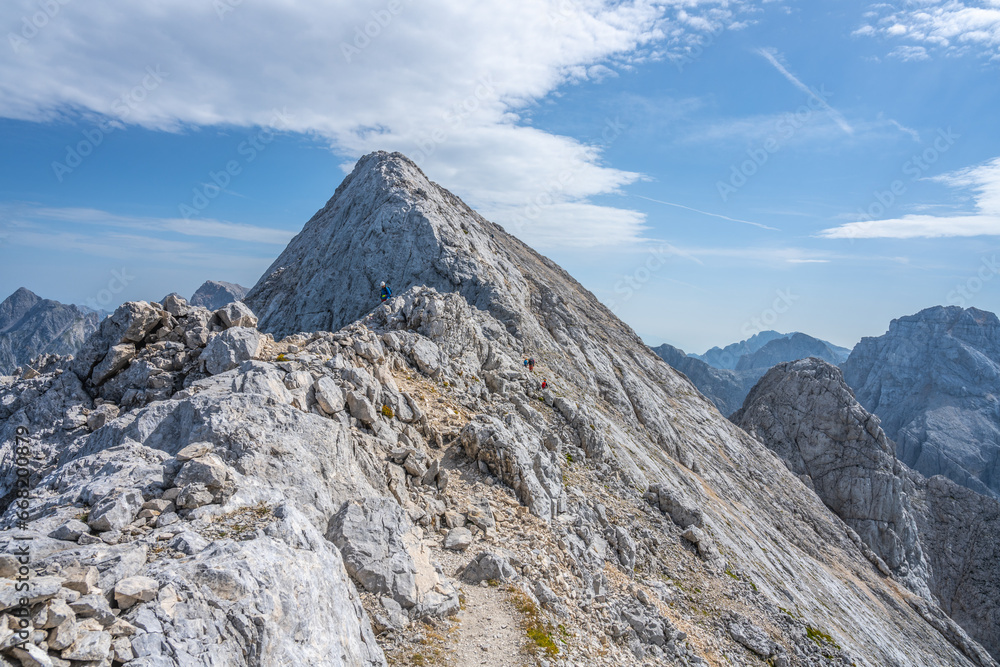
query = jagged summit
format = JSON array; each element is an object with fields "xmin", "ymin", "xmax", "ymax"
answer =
[
  {"xmin": 245, "ymin": 151, "xmax": 612, "ymax": 349},
  {"xmin": 843, "ymin": 304, "xmax": 1000, "ymax": 498},
  {"xmin": 188, "ymin": 280, "xmax": 249, "ymax": 310}
]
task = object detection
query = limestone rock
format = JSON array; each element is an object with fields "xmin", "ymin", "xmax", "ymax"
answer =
[
  {"xmin": 202, "ymin": 327, "xmax": 263, "ymax": 375},
  {"xmin": 329, "ymin": 497, "xmax": 459, "ymax": 618},
  {"xmin": 88, "ymin": 489, "xmax": 144, "ymax": 533},
  {"xmin": 86, "ymin": 403, "xmax": 120, "ymax": 431},
  {"xmin": 460, "ymin": 552, "xmax": 516, "ymax": 583},
  {"xmin": 844, "ymin": 306, "xmax": 1000, "ymax": 499},
  {"xmin": 444, "ymin": 527, "xmax": 472, "ymax": 551},
  {"xmin": 734, "ymin": 358, "xmax": 932, "ymax": 596},
  {"xmin": 215, "ymin": 301, "xmax": 258, "ymax": 329},
  {"xmin": 114, "ymin": 576, "xmax": 159, "ymax": 609},
  {"xmin": 314, "ymin": 376, "xmax": 346, "ymax": 414}
]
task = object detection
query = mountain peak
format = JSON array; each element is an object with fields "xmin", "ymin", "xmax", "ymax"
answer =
[{"xmin": 244, "ymin": 151, "xmax": 592, "ymax": 346}]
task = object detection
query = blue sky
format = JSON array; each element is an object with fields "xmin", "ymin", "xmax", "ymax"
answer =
[{"xmin": 1, "ymin": 0, "xmax": 999, "ymax": 352}]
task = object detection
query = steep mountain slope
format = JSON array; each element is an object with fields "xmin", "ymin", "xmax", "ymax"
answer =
[
  {"xmin": 0, "ymin": 287, "xmax": 101, "ymax": 374},
  {"xmin": 188, "ymin": 280, "xmax": 249, "ymax": 310},
  {"xmin": 650, "ymin": 343, "xmax": 755, "ymax": 416},
  {"xmin": 735, "ymin": 357, "xmax": 1000, "ymax": 662},
  {"xmin": 843, "ymin": 306, "xmax": 1000, "ymax": 499},
  {"xmin": 0, "ymin": 152, "xmax": 993, "ymax": 667},
  {"xmin": 234, "ymin": 151, "xmax": 990, "ymax": 665}
]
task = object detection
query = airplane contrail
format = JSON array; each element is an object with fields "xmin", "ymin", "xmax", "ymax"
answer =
[
  {"xmin": 636, "ymin": 195, "xmax": 780, "ymax": 231},
  {"xmin": 758, "ymin": 48, "xmax": 854, "ymax": 136}
]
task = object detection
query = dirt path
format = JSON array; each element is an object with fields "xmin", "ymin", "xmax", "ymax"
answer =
[{"xmin": 450, "ymin": 583, "xmax": 533, "ymax": 667}]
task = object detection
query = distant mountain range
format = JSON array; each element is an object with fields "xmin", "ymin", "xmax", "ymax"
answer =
[
  {"xmin": 0, "ymin": 287, "xmax": 100, "ymax": 374},
  {"xmin": 690, "ymin": 330, "xmax": 851, "ymax": 370},
  {"xmin": 652, "ymin": 330, "xmax": 851, "ymax": 416},
  {"xmin": 0, "ymin": 280, "xmax": 249, "ymax": 376}
]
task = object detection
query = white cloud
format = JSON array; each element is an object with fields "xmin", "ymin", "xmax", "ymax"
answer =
[
  {"xmin": 0, "ymin": 204, "xmax": 295, "ymax": 263},
  {"xmin": 855, "ymin": 1, "xmax": 1000, "ymax": 61},
  {"xmin": 0, "ymin": 0, "xmax": 755, "ymax": 249},
  {"xmin": 819, "ymin": 156, "xmax": 1000, "ymax": 238},
  {"xmin": 889, "ymin": 45, "xmax": 931, "ymax": 61}
]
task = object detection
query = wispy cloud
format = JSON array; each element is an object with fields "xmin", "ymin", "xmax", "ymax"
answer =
[
  {"xmin": 0, "ymin": 0, "xmax": 762, "ymax": 249},
  {"xmin": 888, "ymin": 118, "xmax": 921, "ymax": 142},
  {"xmin": 635, "ymin": 195, "xmax": 779, "ymax": 230},
  {"xmin": 757, "ymin": 48, "xmax": 853, "ymax": 135},
  {"xmin": 819, "ymin": 156, "xmax": 1000, "ymax": 239}
]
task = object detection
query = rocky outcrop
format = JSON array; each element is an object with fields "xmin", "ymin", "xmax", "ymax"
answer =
[
  {"xmin": 733, "ymin": 358, "xmax": 931, "ymax": 596},
  {"xmin": 908, "ymin": 471, "xmax": 1000, "ymax": 661},
  {"xmin": 843, "ymin": 306, "xmax": 1000, "ymax": 499},
  {"xmin": 0, "ymin": 287, "xmax": 100, "ymax": 375},
  {"xmin": 188, "ymin": 280, "xmax": 249, "ymax": 310},
  {"xmin": 737, "ymin": 356, "xmax": 1000, "ymax": 662},
  {"xmin": 0, "ymin": 152, "xmax": 994, "ymax": 667}
]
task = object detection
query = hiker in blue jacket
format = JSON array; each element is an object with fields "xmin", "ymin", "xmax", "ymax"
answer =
[{"xmin": 379, "ymin": 281, "xmax": 391, "ymax": 303}]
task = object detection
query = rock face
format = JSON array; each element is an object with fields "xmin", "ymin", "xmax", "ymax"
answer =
[
  {"xmin": 188, "ymin": 280, "xmax": 249, "ymax": 310},
  {"xmin": 0, "ymin": 287, "xmax": 100, "ymax": 374},
  {"xmin": 908, "ymin": 471, "xmax": 1000, "ymax": 661},
  {"xmin": 737, "ymin": 357, "xmax": 1000, "ymax": 662},
  {"xmin": 0, "ymin": 151, "xmax": 995, "ymax": 667},
  {"xmin": 733, "ymin": 358, "xmax": 931, "ymax": 596},
  {"xmin": 843, "ymin": 306, "xmax": 1000, "ymax": 499}
]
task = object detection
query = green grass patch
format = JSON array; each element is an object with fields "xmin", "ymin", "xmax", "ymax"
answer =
[{"xmin": 509, "ymin": 586, "xmax": 560, "ymax": 657}]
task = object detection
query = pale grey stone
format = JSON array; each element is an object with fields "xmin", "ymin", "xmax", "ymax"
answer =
[{"xmin": 202, "ymin": 327, "xmax": 263, "ymax": 375}]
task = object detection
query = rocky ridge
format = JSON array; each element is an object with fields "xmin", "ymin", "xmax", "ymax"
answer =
[
  {"xmin": 735, "ymin": 356, "xmax": 1000, "ymax": 662},
  {"xmin": 0, "ymin": 151, "xmax": 993, "ymax": 667},
  {"xmin": 843, "ymin": 306, "xmax": 1000, "ymax": 499},
  {"xmin": 0, "ymin": 288, "xmax": 100, "ymax": 376}
]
